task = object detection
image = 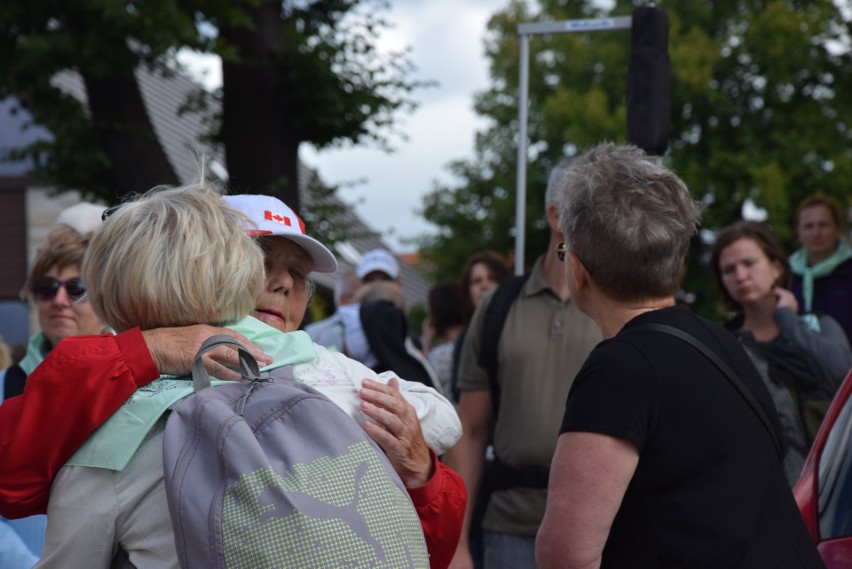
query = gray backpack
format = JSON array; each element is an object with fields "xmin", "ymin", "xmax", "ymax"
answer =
[{"xmin": 162, "ymin": 335, "xmax": 429, "ymax": 569}]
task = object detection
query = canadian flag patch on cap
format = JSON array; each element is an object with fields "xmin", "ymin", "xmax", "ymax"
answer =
[{"xmin": 222, "ymin": 194, "xmax": 337, "ymax": 273}]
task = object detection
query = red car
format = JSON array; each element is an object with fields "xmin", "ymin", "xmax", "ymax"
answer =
[{"xmin": 794, "ymin": 369, "xmax": 852, "ymax": 568}]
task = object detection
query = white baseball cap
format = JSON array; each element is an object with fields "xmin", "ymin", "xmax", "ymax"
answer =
[
  {"xmin": 356, "ymin": 248, "xmax": 400, "ymax": 280},
  {"xmin": 223, "ymin": 194, "xmax": 338, "ymax": 273}
]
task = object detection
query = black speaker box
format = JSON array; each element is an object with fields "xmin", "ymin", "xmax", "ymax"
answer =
[{"xmin": 627, "ymin": 7, "xmax": 671, "ymax": 156}]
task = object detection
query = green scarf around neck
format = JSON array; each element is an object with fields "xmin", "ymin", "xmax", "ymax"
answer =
[
  {"xmin": 17, "ymin": 332, "xmax": 52, "ymax": 375},
  {"xmin": 67, "ymin": 316, "xmax": 316, "ymax": 471},
  {"xmin": 789, "ymin": 239, "xmax": 852, "ymax": 313}
]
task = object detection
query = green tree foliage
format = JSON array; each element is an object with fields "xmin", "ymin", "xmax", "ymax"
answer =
[
  {"xmin": 0, "ymin": 0, "xmax": 203, "ymax": 196},
  {"xmin": 0, "ymin": 0, "xmax": 423, "ymax": 212},
  {"xmin": 215, "ymin": 0, "xmax": 425, "ymax": 209},
  {"xmin": 418, "ymin": 0, "xmax": 852, "ymax": 315}
]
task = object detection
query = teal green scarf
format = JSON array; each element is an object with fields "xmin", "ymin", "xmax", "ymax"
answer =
[
  {"xmin": 17, "ymin": 332, "xmax": 51, "ymax": 375},
  {"xmin": 67, "ymin": 316, "xmax": 316, "ymax": 471},
  {"xmin": 789, "ymin": 240, "xmax": 852, "ymax": 313}
]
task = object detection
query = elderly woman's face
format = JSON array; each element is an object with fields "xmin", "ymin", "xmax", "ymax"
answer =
[
  {"xmin": 253, "ymin": 237, "xmax": 313, "ymax": 333},
  {"xmin": 35, "ymin": 264, "xmax": 104, "ymax": 346}
]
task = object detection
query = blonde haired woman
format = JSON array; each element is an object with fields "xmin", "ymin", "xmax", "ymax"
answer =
[{"xmin": 37, "ymin": 183, "xmax": 264, "ymax": 569}]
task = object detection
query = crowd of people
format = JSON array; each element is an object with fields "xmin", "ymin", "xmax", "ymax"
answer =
[{"xmin": 0, "ymin": 142, "xmax": 850, "ymax": 568}]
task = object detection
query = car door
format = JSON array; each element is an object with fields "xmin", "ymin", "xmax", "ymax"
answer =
[{"xmin": 794, "ymin": 370, "xmax": 852, "ymax": 569}]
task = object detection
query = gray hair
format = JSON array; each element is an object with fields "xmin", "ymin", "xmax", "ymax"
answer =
[{"xmin": 556, "ymin": 143, "xmax": 702, "ymax": 301}]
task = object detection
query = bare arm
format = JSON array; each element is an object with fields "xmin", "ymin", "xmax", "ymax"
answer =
[
  {"xmin": 536, "ymin": 432, "xmax": 639, "ymax": 569},
  {"xmin": 441, "ymin": 389, "xmax": 493, "ymax": 569}
]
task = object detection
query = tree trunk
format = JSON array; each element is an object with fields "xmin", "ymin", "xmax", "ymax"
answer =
[
  {"xmin": 220, "ymin": 0, "xmax": 301, "ymax": 211},
  {"xmin": 81, "ymin": 65, "xmax": 180, "ymax": 198}
]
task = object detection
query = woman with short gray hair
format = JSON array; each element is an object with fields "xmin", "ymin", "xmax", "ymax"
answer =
[
  {"xmin": 555, "ymin": 143, "xmax": 698, "ymax": 302},
  {"xmin": 537, "ymin": 143, "xmax": 824, "ymax": 569}
]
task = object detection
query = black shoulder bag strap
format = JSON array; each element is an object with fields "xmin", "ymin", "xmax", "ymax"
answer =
[
  {"xmin": 3, "ymin": 364, "xmax": 27, "ymax": 400},
  {"xmin": 628, "ymin": 322, "xmax": 783, "ymax": 460},
  {"xmin": 478, "ymin": 274, "xmax": 529, "ymax": 418}
]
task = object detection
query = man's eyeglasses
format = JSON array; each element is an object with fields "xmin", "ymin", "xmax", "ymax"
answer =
[
  {"xmin": 556, "ymin": 242, "xmax": 567, "ymax": 262},
  {"xmin": 28, "ymin": 276, "xmax": 87, "ymax": 302}
]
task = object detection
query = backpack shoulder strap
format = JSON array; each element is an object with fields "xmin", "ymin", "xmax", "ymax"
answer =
[
  {"xmin": 450, "ymin": 328, "xmax": 468, "ymax": 402},
  {"xmin": 627, "ymin": 322, "xmax": 784, "ymax": 460},
  {"xmin": 478, "ymin": 274, "xmax": 530, "ymax": 417},
  {"xmin": 3, "ymin": 364, "xmax": 27, "ymax": 400}
]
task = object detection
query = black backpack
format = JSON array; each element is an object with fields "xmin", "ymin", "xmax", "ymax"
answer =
[
  {"xmin": 359, "ymin": 300, "xmax": 438, "ymax": 389},
  {"xmin": 477, "ymin": 274, "xmax": 529, "ymax": 417},
  {"xmin": 474, "ymin": 274, "xmax": 550, "ymax": 492}
]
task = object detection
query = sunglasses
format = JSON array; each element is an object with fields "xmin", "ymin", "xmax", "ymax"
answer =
[
  {"xmin": 28, "ymin": 276, "xmax": 87, "ymax": 302},
  {"xmin": 101, "ymin": 204, "xmax": 122, "ymax": 221}
]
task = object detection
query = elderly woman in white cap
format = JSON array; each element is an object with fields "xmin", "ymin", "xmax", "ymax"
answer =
[
  {"xmin": 220, "ymin": 194, "xmax": 457, "ymax": 457},
  {"xmin": 223, "ymin": 194, "xmax": 338, "ymax": 332}
]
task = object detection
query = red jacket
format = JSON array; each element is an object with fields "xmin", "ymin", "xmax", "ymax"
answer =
[{"xmin": 0, "ymin": 328, "xmax": 465, "ymax": 568}]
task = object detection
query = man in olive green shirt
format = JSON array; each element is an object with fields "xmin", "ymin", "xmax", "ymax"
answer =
[{"xmin": 443, "ymin": 163, "xmax": 601, "ymax": 569}]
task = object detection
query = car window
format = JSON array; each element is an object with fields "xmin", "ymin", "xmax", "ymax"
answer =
[{"xmin": 818, "ymin": 392, "xmax": 852, "ymax": 539}]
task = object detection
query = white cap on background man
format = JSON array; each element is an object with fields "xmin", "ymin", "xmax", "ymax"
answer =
[{"xmin": 356, "ymin": 248, "xmax": 400, "ymax": 282}]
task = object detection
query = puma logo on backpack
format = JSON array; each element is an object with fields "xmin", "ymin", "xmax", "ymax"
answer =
[{"xmin": 162, "ymin": 336, "xmax": 429, "ymax": 568}]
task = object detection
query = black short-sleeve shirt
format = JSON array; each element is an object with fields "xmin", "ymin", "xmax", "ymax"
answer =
[{"xmin": 561, "ymin": 305, "xmax": 824, "ymax": 569}]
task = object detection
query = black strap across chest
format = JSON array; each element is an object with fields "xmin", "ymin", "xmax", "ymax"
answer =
[{"xmin": 626, "ymin": 322, "xmax": 783, "ymax": 461}]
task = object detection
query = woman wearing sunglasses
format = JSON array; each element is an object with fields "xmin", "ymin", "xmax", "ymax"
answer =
[
  {"xmin": 2, "ymin": 226, "xmax": 105, "ymax": 401},
  {"xmin": 0, "ymin": 223, "xmax": 106, "ymax": 569}
]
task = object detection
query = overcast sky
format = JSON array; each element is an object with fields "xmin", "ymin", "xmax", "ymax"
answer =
[
  {"xmin": 181, "ymin": 1, "xmax": 497, "ymax": 253},
  {"xmin": 301, "ymin": 0, "xmax": 496, "ymax": 252}
]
